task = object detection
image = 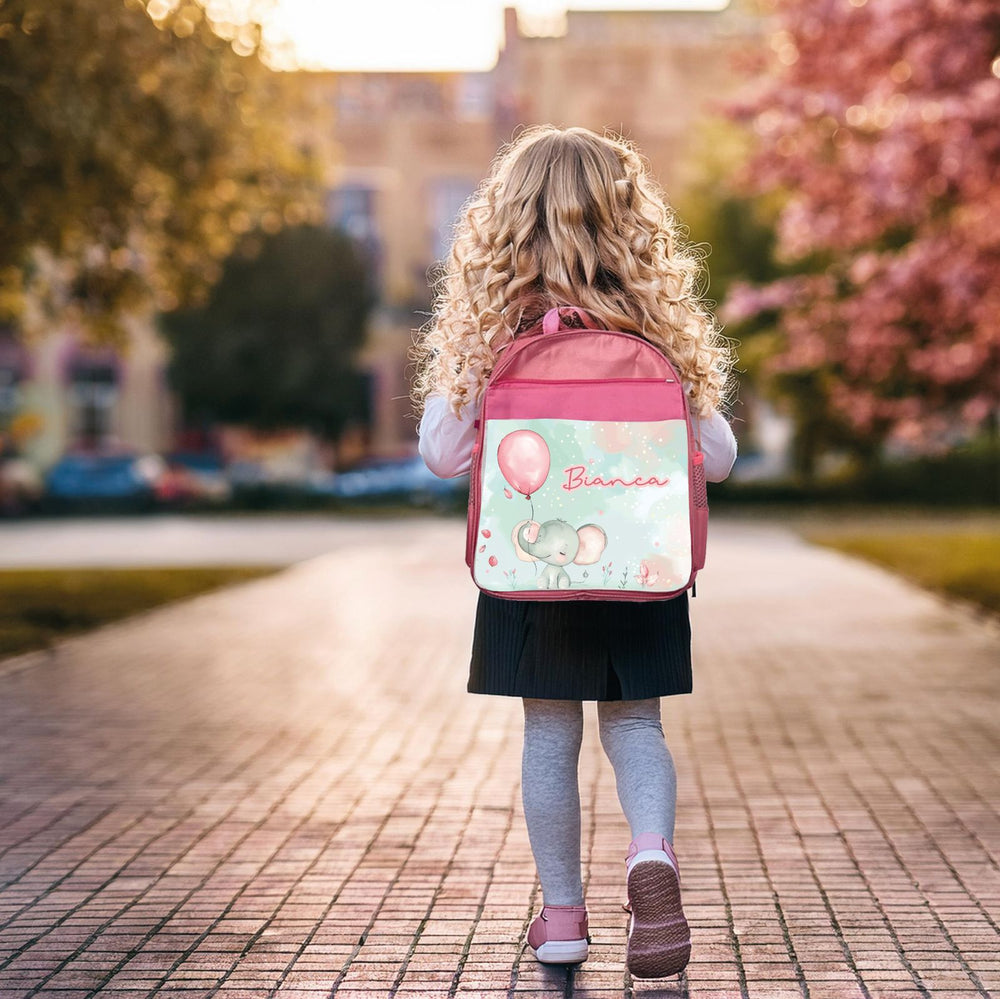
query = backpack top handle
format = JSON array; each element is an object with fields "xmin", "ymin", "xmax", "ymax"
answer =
[{"xmin": 542, "ymin": 306, "xmax": 602, "ymax": 335}]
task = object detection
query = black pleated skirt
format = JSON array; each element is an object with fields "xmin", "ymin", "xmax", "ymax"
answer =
[{"xmin": 468, "ymin": 590, "xmax": 692, "ymax": 701}]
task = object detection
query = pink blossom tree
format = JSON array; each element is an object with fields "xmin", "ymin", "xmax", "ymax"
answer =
[{"xmin": 720, "ymin": 0, "xmax": 1000, "ymax": 464}]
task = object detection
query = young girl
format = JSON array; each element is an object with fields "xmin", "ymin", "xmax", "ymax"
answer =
[{"xmin": 411, "ymin": 125, "xmax": 737, "ymax": 980}]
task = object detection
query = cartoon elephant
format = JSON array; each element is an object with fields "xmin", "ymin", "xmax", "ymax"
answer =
[{"xmin": 511, "ymin": 518, "xmax": 608, "ymax": 589}]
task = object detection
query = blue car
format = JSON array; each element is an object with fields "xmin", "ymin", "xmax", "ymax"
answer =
[{"xmin": 44, "ymin": 452, "xmax": 167, "ymax": 510}]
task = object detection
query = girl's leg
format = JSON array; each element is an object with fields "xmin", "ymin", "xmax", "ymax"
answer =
[
  {"xmin": 597, "ymin": 697, "xmax": 677, "ymax": 842},
  {"xmin": 521, "ymin": 697, "xmax": 585, "ymax": 906}
]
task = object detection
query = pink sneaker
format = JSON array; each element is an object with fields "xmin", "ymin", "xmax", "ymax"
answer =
[
  {"xmin": 526, "ymin": 903, "xmax": 590, "ymax": 964},
  {"xmin": 623, "ymin": 832, "xmax": 691, "ymax": 978}
]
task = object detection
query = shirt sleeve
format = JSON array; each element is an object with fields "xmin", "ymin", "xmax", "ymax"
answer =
[
  {"xmin": 417, "ymin": 393, "xmax": 480, "ymax": 478},
  {"xmin": 691, "ymin": 407, "xmax": 738, "ymax": 482}
]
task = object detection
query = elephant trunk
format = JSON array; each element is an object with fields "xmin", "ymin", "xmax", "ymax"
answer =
[{"xmin": 518, "ymin": 522, "xmax": 542, "ymax": 557}]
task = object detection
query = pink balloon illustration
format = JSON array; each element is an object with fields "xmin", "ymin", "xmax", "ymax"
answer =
[{"xmin": 497, "ymin": 430, "xmax": 550, "ymax": 499}]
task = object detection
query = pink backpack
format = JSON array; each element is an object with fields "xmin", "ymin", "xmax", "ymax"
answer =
[{"xmin": 466, "ymin": 305, "xmax": 707, "ymax": 601}]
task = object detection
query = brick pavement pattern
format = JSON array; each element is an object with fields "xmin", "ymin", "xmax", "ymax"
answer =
[{"xmin": 0, "ymin": 519, "xmax": 997, "ymax": 999}]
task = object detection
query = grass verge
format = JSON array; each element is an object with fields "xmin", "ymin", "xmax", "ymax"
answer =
[
  {"xmin": 0, "ymin": 566, "xmax": 283, "ymax": 660},
  {"xmin": 804, "ymin": 531, "xmax": 1000, "ymax": 617}
]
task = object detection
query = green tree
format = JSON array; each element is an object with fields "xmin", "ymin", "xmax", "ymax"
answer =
[
  {"xmin": 161, "ymin": 225, "xmax": 375, "ymax": 442},
  {"xmin": 0, "ymin": 0, "xmax": 322, "ymax": 343}
]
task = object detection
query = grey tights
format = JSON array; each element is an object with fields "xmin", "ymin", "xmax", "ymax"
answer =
[{"xmin": 521, "ymin": 697, "xmax": 678, "ymax": 907}]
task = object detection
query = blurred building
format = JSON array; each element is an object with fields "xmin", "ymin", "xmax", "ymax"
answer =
[
  {"xmin": 2, "ymin": 3, "xmax": 763, "ymax": 472},
  {"xmin": 317, "ymin": 3, "xmax": 762, "ymax": 456},
  {"xmin": 0, "ymin": 315, "xmax": 176, "ymax": 470}
]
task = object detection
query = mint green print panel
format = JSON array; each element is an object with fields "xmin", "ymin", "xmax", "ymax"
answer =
[{"xmin": 472, "ymin": 418, "xmax": 693, "ymax": 595}]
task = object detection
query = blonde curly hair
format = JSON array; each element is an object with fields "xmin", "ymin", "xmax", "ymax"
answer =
[{"xmin": 410, "ymin": 124, "xmax": 733, "ymax": 418}]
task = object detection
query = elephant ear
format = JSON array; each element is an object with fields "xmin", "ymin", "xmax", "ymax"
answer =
[
  {"xmin": 511, "ymin": 520, "xmax": 540, "ymax": 562},
  {"xmin": 574, "ymin": 524, "xmax": 607, "ymax": 565}
]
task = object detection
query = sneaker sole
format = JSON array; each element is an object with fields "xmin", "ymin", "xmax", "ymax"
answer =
[
  {"xmin": 530, "ymin": 938, "xmax": 589, "ymax": 964},
  {"xmin": 625, "ymin": 858, "xmax": 691, "ymax": 979}
]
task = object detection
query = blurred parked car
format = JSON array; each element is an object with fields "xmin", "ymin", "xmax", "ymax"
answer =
[
  {"xmin": 312, "ymin": 455, "xmax": 469, "ymax": 510},
  {"xmin": 155, "ymin": 451, "xmax": 232, "ymax": 506},
  {"xmin": 0, "ymin": 455, "xmax": 44, "ymax": 515},
  {"xmin": 43, "ymin": 452, "xmax": 167, "ymax": 511},
  {"xmin": 224, "ymin": 459, "xmax": 279, "ymax": 488},
  {"xmin": 223, "ymin": 458, "xmax": 337, "ymax": 509}
]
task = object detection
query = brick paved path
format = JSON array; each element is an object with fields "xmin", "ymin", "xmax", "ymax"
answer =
[{"xmin": 0, "ymin": 519, "xmax": 997, "ymax": 999}]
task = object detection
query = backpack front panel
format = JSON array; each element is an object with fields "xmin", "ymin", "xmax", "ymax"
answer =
[{"xmin": 470, "ymin": 415, "xmax": 694, "ymax": 599}]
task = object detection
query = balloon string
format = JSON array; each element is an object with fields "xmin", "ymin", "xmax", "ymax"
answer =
[{"xmin": 529, "ymin": 496, "xmax": 535, "ymax": 521}]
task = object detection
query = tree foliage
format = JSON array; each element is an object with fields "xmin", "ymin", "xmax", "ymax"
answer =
[
  {"xmin": 721, "ymin": 0, "xmax": 1000, "ymax": 451},
  {"xmin": 161, "ymin": 225, "xmax": 375, "ymax": 440},
  {"xmin": 0, "ymin": 0, "xmax": 322, "ymax": 343}
]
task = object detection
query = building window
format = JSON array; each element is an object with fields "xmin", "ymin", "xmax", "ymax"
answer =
[
  {"xmin": 0, "ymin": 365, "xmax": 21, "ymax": 432},
  {"xmin": 429, "ymin": 178, "xmax": 477, "ymax": 262},
  {"xmin": 68, "ymin": 357, "xmax": 119, "ymax": 449},
  {"xmin": 328, "ymin": 184, "xmax": 383, "ymax": 290},
  {"xmin": 456, "ymin": 74, "xmax": 494, "ymax": 119},
  {"xmin": 0, "ymin": 330, "xmax": 29, "ymax": 439},
  {"xmin": 328, "ymin": 184, "xmax": 377, "ymax": 241}
]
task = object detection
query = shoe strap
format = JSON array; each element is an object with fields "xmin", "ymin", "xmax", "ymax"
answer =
[
  {"xmin": 625, "ymin": 833, "xmax": 679, "ymax": 875},
  {"xmin": 539, "ymin": 904, "xmax": 589, "ymax": 939}
]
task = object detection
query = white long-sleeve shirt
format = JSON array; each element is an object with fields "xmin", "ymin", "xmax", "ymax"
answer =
[{"xmin": 417, "ymin": 390, "xmax": 738, "ymax": 482}]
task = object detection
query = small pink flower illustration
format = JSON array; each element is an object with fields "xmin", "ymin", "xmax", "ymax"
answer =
[
  {"xmin": 488, "ymin": 555, "xmax": 498, "ymax": 567},
  {"xmin": 635, "ymin": 556, "xmax": 674, "ymax": 589},
  {"xmin": 481, "ymin": 529, "xmax": 492, "ymax": 538}
]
